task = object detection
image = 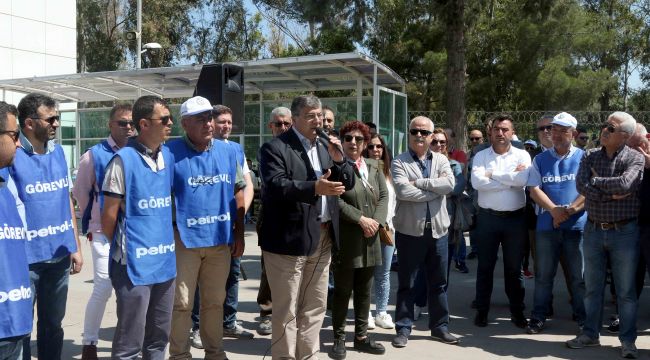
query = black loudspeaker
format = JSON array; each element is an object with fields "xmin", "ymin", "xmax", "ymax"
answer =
[{"xmin": 193, "ymin": 63, "xmax": 244, "ymax": 133}]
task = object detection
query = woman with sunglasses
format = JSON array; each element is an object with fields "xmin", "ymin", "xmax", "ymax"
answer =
[
  {"xmin": 330, "ymin": 121, "xmax": 388, "ymax": 359},
  {"xmin": 430, "ymin": 129, "xmax": 468, "ymax": 275},
  {"xmin": 363, "ymin": 134, "xmax": 396, "ymax": 330}
]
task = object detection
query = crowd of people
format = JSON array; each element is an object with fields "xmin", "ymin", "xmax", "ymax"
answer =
[{"xmin": 0, "ymin": 92, "xmax": 648, "ymax": 360}]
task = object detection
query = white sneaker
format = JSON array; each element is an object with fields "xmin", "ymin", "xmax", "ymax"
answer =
[
  {"xmin": 367, "ymin": 312, "xmax": 376, "ymax": 329},
  {"xmin": 190, "ymin": 329, "xmax": 203, "ymax": 349},
  {"xmin": 375, "ymin": 312, "xmax": 395, "ymax": 329}
]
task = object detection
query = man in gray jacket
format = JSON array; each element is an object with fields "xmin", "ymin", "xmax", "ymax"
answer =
[{"xmin": 391, "ymin": 116, "xmax": 458, "ymax": 348}]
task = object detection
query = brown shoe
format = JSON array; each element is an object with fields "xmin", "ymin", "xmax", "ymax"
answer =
[{"xmin": 81, "ymin": 345, "xmax": 98, "ymax": 360}]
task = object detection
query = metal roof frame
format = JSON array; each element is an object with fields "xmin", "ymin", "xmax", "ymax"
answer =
[{"xmin": 0, "ymin": 52, "xmax": 405, "ymax": 103}]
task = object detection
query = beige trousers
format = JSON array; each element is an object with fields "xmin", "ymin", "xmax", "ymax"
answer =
[
  {"xmin": 169, "ymin": 233, "xmax": 231, "ymax": 360},
  {"xmin": 263, "ymin": 229, "xmax": 332, "ymax": 360}
]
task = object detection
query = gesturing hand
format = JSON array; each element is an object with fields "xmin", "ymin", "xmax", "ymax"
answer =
[{"xmin": 315, "ymin": 169, "xmax": 346, "ymax": 196}]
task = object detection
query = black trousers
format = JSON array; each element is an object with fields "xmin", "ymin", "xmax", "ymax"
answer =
[
  {"xmin": 475, "ymin": 209, "xmax": 527, "ymax": 314},
  {"xmin": 331, "ymin": 266, "xmax": 374, "ymax": 339}
]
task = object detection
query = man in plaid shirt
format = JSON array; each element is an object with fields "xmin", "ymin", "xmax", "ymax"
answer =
[{"xmin": 567, "ymin": 112, "xmax": 645, "ymax": 359}]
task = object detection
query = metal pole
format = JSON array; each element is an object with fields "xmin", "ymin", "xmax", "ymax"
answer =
[
  {"xmin": 136, "ymin": 0, "xmax": 142, "ymax": 69},
  {"xmin": 356, "ymin": 78, "xmax": 362, "ymax": 121}
]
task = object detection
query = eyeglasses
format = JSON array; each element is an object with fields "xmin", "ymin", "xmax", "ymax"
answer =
[
  {"xmin": 409, "ymin": 129, "xmax": 432, "ymax": 136},
  {"xmin": 578, "ymin": 136, "xmax": 589, "ymax": 141},
  {"xmin": 537, "ymin": 125, "xmax": 552, "ymax": 132},
  {"xmin": 367, "ymin": 144, "xmax": 383, "ymax": 150},
  {"xmin": 32, "ymin": 115, "xmax": 60, "ymax": 125},
  {"xmin": 116, "ymin": 120, "xmax": 134, "ymax": 128},
  {"xmin": 430, "ymin": 140, "xmax": 447, "ymax": 146},
  {"xmin": 343, "ymin": 135, "xmax": 364, "ymax": 143},
  {"xmin": 272, "ymin": 121, "xmax": 291, "ymax": 128},
  {"xmin": 146, "ymin": 115, "xmax": 173, "ymax": 125},
  {"xmin": 605, "ymin": 123, "xmax": 617, "ymax": 133},
  {"xmin": 470, "ymin": 137, "xmax": 482, "ymax": 141},
  {"xmin": 0, "ymin": 130, "xmax": 20, "ymax": 142}
]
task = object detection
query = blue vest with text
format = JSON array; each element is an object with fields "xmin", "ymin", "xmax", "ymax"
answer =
[
  {"xmin": 9, "ymin": 145, "xmax": 77, "ymax": 263},
  {"xmin": 118, "ymin": 146, "xmax": 176, "ymax": 285},
  {"xmin": 534, "ymin": 148, "xmax": 587, "ymax": 231},
  {"xmin": 80, "ymin": 140, "xmax": 115, "ymax": 233},
  {"xmin": 0, "ymin": 178, "xmax": 33, "ymax": 339},
  {"xmin": 168, "ymin": 139, "xmax": 236, "ymax": 248}
]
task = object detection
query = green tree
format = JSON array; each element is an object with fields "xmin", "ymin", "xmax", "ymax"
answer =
[{"xmin": 77, "ymin": 0, "xmax": 129, "ymax": 72}]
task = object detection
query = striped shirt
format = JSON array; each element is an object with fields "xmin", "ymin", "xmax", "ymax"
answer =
[{"xmin": 576, "ymin": 145, "xmax": 645, "ymax": 223}]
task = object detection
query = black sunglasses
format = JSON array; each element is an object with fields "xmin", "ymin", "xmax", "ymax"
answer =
[
  {"xmin": 409, "ymin": 129, "xmax": 432, "ymax": 136},
  {"xmin": 578, "ymin": 136, "xmax": 589, "ymax": 140},
  {"xmin": 537, "ymin": 125, "xmax": 552, "ymax": 132},
  {"xmin": 430, "ymin": 140, "xmax": 447, "ymax": 146},
  {"xmin": 343, "ymin": 135, "xmax": 364, "ymax": 143},
  {"xmin": 272, "ymin": 121, "xmax": 291, "ymax": 128},
  {"xmin": 146, "ymin": 115, "xmax": 173, "ymax": 125},
  {"xmin": 470, "ymin": 137, "xmax": 482, "ymax": 141},
  {"xmin": 605, "ymin": 124, "xmax": 617, "ymax": 133},
  {"xmin": 367, "ymin": 144, "xmax": 383, "ymax": 150},
  {"xmin": 0, "ymin": 130, "xmax": 20, "ymax": 142},
  {"xmin": 116, "ymin": 120, "xmax": 135, "ymax": 128},
  {"xmin": 32, "ymin": 115, "xmax": 60, "ymax": 125}
]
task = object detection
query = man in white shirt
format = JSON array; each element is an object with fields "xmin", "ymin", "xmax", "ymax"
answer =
[{"xmin": 471, "ymin": 113, "xmax": 531, "ymax": 328}]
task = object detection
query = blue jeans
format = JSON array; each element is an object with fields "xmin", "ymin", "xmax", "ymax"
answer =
[
  {"xmin": 22, "ymin": 256, "xmax": 70, "ymax": 360},
  {"xmin": 583, "ymin": 221, "xmax": 639, "ymax": 343},
  {"xmin": 373, "ymin": 243, "xmax": 394, "ymax": 313},
  {"xmin": 223, "ymin": 256, "xmax": 241, "ymax": 328},
  {"xmin": 531, "ymin": 230, "xmax": 585, "ymax": 324},
  {"xmin": 0, "ymin": 336, "xmax": 24, "ymax": 360},
  {"xmin": 450, "ymin": 229, "xmax": 467, "ymax": 265},
  {"xmin": 394, "ymin": 229, "xmax": 449, "ymax": 336}
]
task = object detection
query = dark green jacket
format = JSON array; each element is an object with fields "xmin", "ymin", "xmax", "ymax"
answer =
[{"xmin": 335, "ymin": 158, "xmax": 388, "ymax": 269}]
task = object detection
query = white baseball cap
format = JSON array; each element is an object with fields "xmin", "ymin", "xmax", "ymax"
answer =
[
  {"xmin": 551, "ymin": 112, "xmax": 577, "ymax": 128},
  {"xmin": 180, "ymin": 96, "xmax": 213, "ymax": 117},
  {"xmin": 524, "ymin": 139, "xmax": 537, "ymax": 147}
]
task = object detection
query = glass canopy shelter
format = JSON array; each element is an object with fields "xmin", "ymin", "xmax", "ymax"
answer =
[{"xmin": 0, "ymin": 52, "xmax": 407, "ymax": 169}]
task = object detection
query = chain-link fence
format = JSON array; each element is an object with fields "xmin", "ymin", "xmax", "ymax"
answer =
[{"xmin": 407, "ymin": 110, "xmax": 650, "ymax": 144}]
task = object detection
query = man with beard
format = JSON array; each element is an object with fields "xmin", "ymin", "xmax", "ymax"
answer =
[
  {"xmin": 101, "ymin": 96, "xmax": 176, "ymax": 359},
  {"xmin": 9, "ymin": 93, "xmax": 83, "ymax": 360},
  {"xmin": 0, "ymin": 101, "xmax": 32, "ymax": 360},
  {"xmin": 471, "ymin": 113, "xmax": 531, "ymax": 329},
  {"xmin": 73, "ymin": 104, "xmax": 135, "ymax": 360}
]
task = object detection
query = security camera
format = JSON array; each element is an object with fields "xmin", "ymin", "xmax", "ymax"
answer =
[{"xmin": 125, "ymin": 31, "xmax": 139, "ymax": 41}]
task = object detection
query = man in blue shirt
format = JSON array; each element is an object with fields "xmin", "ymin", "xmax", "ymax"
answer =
[
  {"xmin": 9, "ymin": 93, "xmax": 83, "ymax": 360},
  {"xmin": 0, "ymin": 101, "xmax": 31, "ymax": 360},
  {"xmin": 101, "ymin": 96, "xmax": 176, "ymax": 359},
  {"xmin": 526, "ymin": 112, "xmax": 586, "ymax": 335}
]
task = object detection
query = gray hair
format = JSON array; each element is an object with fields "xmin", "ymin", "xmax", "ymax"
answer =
[
  {"xmin": 290, "ymin": 95, "xmax": 321, "ymax": 117},
  {"xmin": 609, "ymin": 111, "xmax": 636, "ymax": 134},
  {"xmin": 627, "ymin": 123, "xmax": 649, "ymax": 148},
  {"xmin": 270, "ymin": 106, "xmax": 291, "ymax": 123},
  {"xmin": 409, "ymin": 116, "xmax": 434, "ymax": 131}
]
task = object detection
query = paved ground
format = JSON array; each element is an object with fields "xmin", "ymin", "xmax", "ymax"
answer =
[{"xmin": 31, "ymin": 225, "xmax": 650, "ymax": 359}]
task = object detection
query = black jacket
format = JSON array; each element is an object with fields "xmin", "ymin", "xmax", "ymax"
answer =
[{"xmin": 258, "ymin": 129, "xmax": 355, "ymax": 256}]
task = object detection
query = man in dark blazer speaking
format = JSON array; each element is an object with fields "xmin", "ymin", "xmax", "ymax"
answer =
[{"xmin": 258, "ymin": 94, "xmax": 355, "ymax": 359}]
